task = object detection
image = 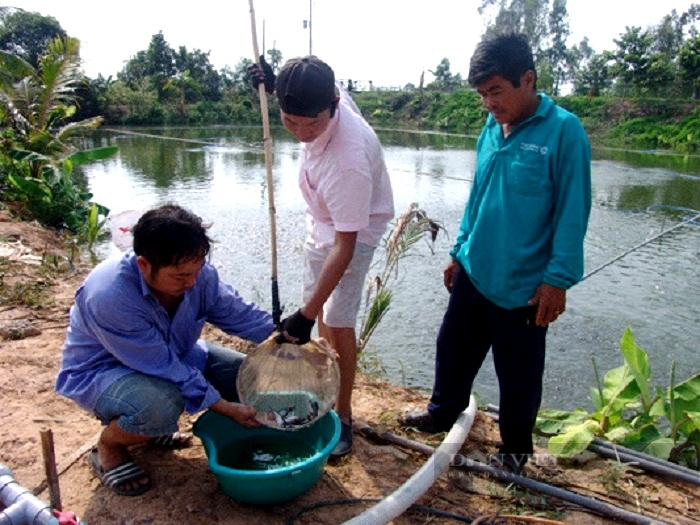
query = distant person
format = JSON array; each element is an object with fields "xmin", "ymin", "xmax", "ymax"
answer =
[
  {"xmin": 399, "ymin": 33, "xmax": 592, "ymax": 475},
  {"xmin": 56, "ymin": 204, "xmax": 276, "ymax": 496},
  {"xmin": 249, "ymin": 55, "xmax": 394, "ymax": 457}
]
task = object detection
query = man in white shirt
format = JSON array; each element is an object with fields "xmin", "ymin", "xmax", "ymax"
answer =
[{"xmin": 251, "ymin": 56, "xmax": 394, "ymax": 457}]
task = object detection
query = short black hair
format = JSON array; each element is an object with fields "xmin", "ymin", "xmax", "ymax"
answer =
[
  {"xmin": 467, "ymin": 32, "xmax": 536, "ymax": 89},
  {"xmin": 132, "ymin": 204, "xmax": 211, "ymax": 272}
]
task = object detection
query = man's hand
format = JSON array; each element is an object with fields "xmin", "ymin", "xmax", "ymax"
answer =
[
  {"xmin": 528, "ymin": 283, "xmax": 566, "ymax": 326},
  {"xmin": 443, "ymin": 260, "xmax": 460, "ymax": 293},
  {"xmin": 210, "ymin": 399, "xmax": 261, "ymax": 428},
  {"xmin": 276, "ymin": 308, "xmax": 315, "ymax": 345},
  {"xmin": 247, "ymin": 55, "xmax": 275, "ymax": 94}
]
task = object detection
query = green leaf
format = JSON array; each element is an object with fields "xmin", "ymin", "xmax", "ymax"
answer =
[
  {"xmin": 672, "ymin": 372, "xmax": 700, "ymax": 402},
  {"xmin": 67, "ymin": 146, "xmax": 119, "ymax": 167},
  {"xmin": 604, "ymin": 425, "xmax": 634, "ymax": 443},
  {"xmin": 666, "ymin": 373, "xmax": 700, "ymax": 435},
  {"xmin": 590, "ymin": 385, "xmax": 604, "ymax": 411},
  {"xmin": 624, "ymin": 423, "xmax": 662, "ymax": 448},
  {"xmin": 642, "ymin": 437, "xmax": 674, "ymax": 460},
  {"xmin": 649, "ymin": 387, "xmax": 666, "ymax": 418},
  {"xmin": 536, "ymin": 408, "xmax": 590, "ymax": 435},
  {"xmin": 0, "ymin": 50, "xmax": 35, "ymax": 79},
  {"xmin": 548, "ymin": 420, "xmax": 599, "ymax": 457},
  {"xmin": 9, "ymin": 149, "xmax": 46, "ymax": 163},
  {"xmin": 619, "ymin": 327, "xmax": 652, "ymax": 405},
  {"xmin": 678, "ymin": 411, "xmax": 700, "ymax": 437},
  {"xmin": 7, "ymin": 173, "xmax": 51, "ymax": 200},
  {"xmin": 600, "ymin": 365, "xmax": 639, "ymax": 416}
]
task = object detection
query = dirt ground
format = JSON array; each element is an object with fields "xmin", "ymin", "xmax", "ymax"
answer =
[{"xmin": 1, "ymin": 211, "xmax": 698, "ymax": 525}]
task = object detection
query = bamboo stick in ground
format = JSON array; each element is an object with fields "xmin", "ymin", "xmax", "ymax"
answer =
[
  {"xmin": 33, "ymin": 429, "xmax": 101, "ymax": 496},
  {"xmin": 40, "ymin": 428, "xmax": 62, "ymax": 511}
]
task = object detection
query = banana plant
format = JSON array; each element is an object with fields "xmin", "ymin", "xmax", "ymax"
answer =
[
  {"xmin": 536, "ymin": 327, "xmax": 700, "ymax": 465},
  {"xmin": 7, "ymin": 147, "xmax": 115, "ymax": 232},
  {"xmin": 0, "ymin": 35, "xmax": 115, "ymax": 234}
]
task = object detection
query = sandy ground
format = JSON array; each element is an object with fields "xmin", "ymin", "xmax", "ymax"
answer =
[{"xmin": 0, "ymin": 211, "xmax": 697, "ymax": 525}]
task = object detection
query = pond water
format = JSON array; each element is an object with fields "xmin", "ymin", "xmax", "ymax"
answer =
[{"xmin": 80, "ymin": 126, "xmax": 700, "ymax": 412}]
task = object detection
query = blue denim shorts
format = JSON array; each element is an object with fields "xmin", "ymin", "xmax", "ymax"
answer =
[{"xmin": 93, "ymin": 343, "xmax": 245, "ymax": 436}]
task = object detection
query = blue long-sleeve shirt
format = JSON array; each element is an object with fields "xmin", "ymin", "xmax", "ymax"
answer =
[
  {"xmin": 450, "ymin": 94, "xmax": 592, "ymax": 309},
  {"xmin": 55, "ymin": 251, "xmax": 275, "ymax": 414}
]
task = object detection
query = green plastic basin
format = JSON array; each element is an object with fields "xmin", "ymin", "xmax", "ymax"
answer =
[{"xmin": 193, "ymin": 409, "xmax": 340, "ymax": 504}]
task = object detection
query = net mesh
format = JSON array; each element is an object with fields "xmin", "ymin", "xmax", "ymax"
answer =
[{"xmin": 237, "ymin": 335, "xmax": 340, "ymax": 431}]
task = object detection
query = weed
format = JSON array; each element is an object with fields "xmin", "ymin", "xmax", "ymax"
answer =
[
  {"xmin": 358, "ymin": 350, "xmax": 387, "ymax": 380},
  {"xmin": 0, "ymin": 258, "xmax": 62, "ymax": 308}
]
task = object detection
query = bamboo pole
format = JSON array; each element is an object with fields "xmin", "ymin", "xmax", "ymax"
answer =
[{"xmin": 248, "ymin": 0, "xmax": 282, "ymax": 326}]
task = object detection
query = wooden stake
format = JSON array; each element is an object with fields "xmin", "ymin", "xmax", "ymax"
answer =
[
  {"xmin": 40, "ymin": 428, "xmax": 62, "ymax": 511},
  {"xmin": 32, "ymin": 430, "xmax": 101, "ymax": 496}
]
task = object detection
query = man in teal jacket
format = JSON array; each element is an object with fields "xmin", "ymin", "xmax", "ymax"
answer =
[{"xmin": 400, "ymin": 33, "xmax": 592, "ymax": 475}]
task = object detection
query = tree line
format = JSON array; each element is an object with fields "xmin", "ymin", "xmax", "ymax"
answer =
[
  {"xmin": 1, "ymin": 2, "xmax": 698, "ymax": 128},
  {"xmin": 0, "ymin": 2, "xmax": 698, "ymax": 236},
  {"xmin": 478, "ymin": 0, "xmax": 699, "ymax": 98}
]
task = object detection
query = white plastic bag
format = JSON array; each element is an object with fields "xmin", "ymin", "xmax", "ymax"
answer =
[{"xmin": 107, "ymin": 209, "xmax": 147, "ymax": 252}]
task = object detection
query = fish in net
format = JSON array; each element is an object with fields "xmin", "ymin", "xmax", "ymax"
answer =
[{"xmin": 237, "ymin": 335, "xmax": 340, "ymax": 430}]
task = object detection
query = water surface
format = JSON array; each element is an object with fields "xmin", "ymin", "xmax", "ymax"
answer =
[{"xmin": 82, "ymin": 127, "xmax": 700, "ymax": 411}]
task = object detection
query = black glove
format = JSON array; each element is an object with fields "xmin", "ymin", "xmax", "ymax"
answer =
[
  {"xmin": 247, "ymin": 55, "xmax": 275, "ymax": 94},
  {"xmin": 276, "ymin": 309, "xmax": 315, "ymax": 345}
]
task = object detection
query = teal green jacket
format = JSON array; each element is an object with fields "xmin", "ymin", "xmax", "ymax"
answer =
[{"xmin": 450, "ymin": 94, "xmax": 592, "ymax": 309}]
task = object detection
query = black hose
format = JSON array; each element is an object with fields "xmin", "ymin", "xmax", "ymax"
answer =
[
  {"xmin": 591, "ymin": 438, "xmax": 699, "ymax": 478},
  {"xmin": 588, "ymin": 441, "xmax": 699, "ymax": 486},
  {"xmin": 485, "ymin": 404, "xmax": 699, "ymax": 485},
  {"xmin": 358, "ymin": 423, "xmax": 671, "ymax": 525}
]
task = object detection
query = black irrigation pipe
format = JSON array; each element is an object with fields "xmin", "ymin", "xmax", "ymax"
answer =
[
  {"xmin": 357, "ymin": 423, "xmax": 670, "ymax": 525},
  {"xmin": 484, "ymin": 405, "xmax": 699, "ymax": 486},
  {"xmin": 591, "ymin": 438, "xmax": 700, "ymax": 477},
  {"xmin": 589, "ymin": 439, "xmax": 699, "ymax": 486}
]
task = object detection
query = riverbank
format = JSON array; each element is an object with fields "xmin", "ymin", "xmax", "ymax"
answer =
[
  {"xmin": 1, "ymin": 212, "xmax": 697, "ymax": 524},
  {"xmin": 352, "ymin": 91, "xmax": 700, "ymax": 153}
]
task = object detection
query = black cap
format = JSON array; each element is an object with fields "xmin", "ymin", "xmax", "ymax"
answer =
[{"xmin": 275, "ymin": 56, "xmax": 337, "ymax": 117}]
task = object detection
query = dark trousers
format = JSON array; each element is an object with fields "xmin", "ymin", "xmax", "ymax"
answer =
[{"xmin": 427, "ymin": 265, "xmax": 547, "ymax": 456}]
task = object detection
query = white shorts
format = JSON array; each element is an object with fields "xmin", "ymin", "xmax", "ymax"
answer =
[{"xmin": 302, "ymin": 240, "xmax": 376, "ymax": 328}]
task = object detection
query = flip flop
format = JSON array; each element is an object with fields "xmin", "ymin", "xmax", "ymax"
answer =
[
  {"xmin": 149, "ymin": 431, "xmax": 193, "ymax": 449},
  {"xmin": 88, "ymin": 448, "xmax": 152, "ymax": 496}
]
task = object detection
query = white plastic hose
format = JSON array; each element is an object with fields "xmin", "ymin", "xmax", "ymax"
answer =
[{"xmin": 342, "ymin": 396, "xmax": 477, "ymax": 525}]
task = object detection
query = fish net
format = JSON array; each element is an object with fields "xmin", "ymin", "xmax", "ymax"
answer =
[{"xmin": 237, "ymin": 335, "xmax": 340, "ymax": 430}]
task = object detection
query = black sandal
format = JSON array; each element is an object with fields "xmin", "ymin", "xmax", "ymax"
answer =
[
  {"xmin": 89, "ymin": 448, "xmax": 152, "ymax": 496},
  {"xmin": 149, "ymin": 431, "xmax": 193, "ymax": 449}
]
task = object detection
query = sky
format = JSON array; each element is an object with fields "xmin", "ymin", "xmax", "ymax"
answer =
[{"xmin": 9, "ymin": 0, "xmax": 698, "ymax": 88}]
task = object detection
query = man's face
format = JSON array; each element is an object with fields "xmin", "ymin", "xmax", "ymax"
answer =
[
  {"xmin": 280, "ymin": 107, "xmax": 333, "ymax": 143},
  {"xmin": 476, "ymin": 71, "xmax": 536, "ymax": 128},
  {"xmin": 137, "ymin": 256, "xmax": 204, "ymax": 302}
]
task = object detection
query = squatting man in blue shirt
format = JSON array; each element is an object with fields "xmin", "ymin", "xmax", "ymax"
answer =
[
  {"xmin": 400, "ymin": 33, "xmax": 592, "ymax": 475},
  {"xmin": 56, "ymin": 204, "xmax": 277, "ymax": 496}
]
